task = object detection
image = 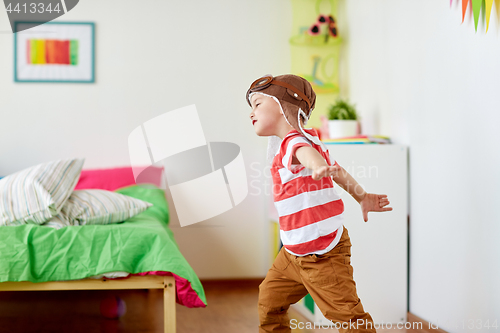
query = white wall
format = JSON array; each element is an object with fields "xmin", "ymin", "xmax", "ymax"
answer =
[
  {"xmin": 340, "ymin": 0, "xmax": 500, "ymax": 331},
  {"xmin": 0, "ymin": 0, "xmax": 292, "ymax": 279}
]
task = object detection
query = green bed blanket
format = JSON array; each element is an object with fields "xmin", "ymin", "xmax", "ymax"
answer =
[{"xmin": 0, "ymin": 184, "xmax": 206, "ymax": 307}]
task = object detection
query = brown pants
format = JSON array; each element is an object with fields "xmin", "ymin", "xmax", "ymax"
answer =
[{"xmin": 258, "ymin": 226, "xmax": 376, "ymax": 333}]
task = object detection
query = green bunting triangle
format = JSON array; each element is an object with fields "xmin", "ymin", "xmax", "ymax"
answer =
[{"xmin": 471, "ymin": 0, "xmax": 483, "ymax": 31}]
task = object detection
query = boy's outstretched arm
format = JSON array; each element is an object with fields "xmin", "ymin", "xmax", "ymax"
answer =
[{"xmin": 295, "ymin": 146, "xmax": 393, "ymax": 222}]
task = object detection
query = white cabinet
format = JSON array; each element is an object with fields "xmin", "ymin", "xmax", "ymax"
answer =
[{"xmin": 292, "ymin": 144, "xmax": 408, "ymax": 325}]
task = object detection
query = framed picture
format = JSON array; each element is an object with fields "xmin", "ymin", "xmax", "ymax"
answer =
[{"xmin": 14, "ymin": 22, "xmax": 95, "ymax": 83}]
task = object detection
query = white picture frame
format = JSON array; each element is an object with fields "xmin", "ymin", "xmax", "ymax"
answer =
[{"xmin": 14, "ymin": 22, "xmax": 95, "ymax": 83}]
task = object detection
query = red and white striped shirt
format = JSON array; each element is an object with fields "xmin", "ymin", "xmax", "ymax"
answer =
[{"xmin": 271, "ymin": 128, "xmax": 344, "ymax": 256}]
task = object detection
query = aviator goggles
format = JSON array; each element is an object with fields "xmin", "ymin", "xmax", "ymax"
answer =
[{"xmin": 246, "ymin": 75, "xmax": 312, "ymax": 111}]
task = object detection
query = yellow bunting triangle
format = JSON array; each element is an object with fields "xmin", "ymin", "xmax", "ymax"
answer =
[{"xmin": 485, "ymin": 0, "xmax": 494, "ymax": 32}]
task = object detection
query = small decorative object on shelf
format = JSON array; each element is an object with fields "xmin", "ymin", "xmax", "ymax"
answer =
[
  {"xmin": 289, "ymin": 0, "xmax": 342, "ymax": 95},
  {"xmin": 307, "ymin": 14, "xmax": 338, "ymax": 43},
  {"xmin": 318, "ymin": 115, "xmax": 330, "ymax": 140},
  {"xmin": 327, "ymin": 98, "xmax": 359, "ymax": 138},
  {"xmin": 322, "ymin": 134, "xmax": 392, "ymax": 144}
]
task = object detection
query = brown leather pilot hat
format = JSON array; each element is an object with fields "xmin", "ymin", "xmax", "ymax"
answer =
[{"xmin": 246, "ymin": 74, "xmax": 316, "ymax": 135}]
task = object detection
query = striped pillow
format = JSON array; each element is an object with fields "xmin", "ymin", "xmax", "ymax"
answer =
[
  {"xmin": 0, "ymin": 159, "xmax": 85, "ymax": 226},
  {"xmin": 45, "ymin": 189, "xmax": 153, "ymax": 226},
  {"xmin": 43, "ymin": 215, "xmax": 72, "ymax": 230}
]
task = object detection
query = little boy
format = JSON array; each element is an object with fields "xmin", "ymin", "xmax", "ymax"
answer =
[{"xmin": 246, "ymin": 74, "xmax": 393, "ymax": 333}]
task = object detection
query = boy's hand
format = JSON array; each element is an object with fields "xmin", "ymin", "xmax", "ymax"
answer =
[
  {"xmin": 360, "ymin": 193, "xmax": 392, "ymax": 222},
  {"xmin": 312, "ymin": 164, "xmax": 341, "ymax": 181}
]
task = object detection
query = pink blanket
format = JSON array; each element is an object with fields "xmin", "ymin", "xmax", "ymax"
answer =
[{"xmin": 105, "ymin": 271, "xmax": 206, "ymax": 308}]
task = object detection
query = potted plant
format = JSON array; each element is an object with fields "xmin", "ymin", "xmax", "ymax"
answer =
[{"xmin": 327, "ymin": 98, "xmax": 359, "ymax": 138}]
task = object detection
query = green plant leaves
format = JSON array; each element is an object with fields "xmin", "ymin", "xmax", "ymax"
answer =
[{"xmin": 327, "ymin": 98, "xmax": 358, "ymax": 120}]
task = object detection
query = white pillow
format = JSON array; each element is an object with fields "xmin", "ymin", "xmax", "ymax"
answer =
[
  {"xmin": 0, "ymin": 158, "xmax": 85, "ymax": 226},
  {"xmin": 45, "ymin": 189, "xmax": 153, "ymax": 227}
]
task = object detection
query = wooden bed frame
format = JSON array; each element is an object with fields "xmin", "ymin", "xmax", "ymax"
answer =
[{"xmin": 0, "ymin": 275, "xmax": 176, "ymax": 333}]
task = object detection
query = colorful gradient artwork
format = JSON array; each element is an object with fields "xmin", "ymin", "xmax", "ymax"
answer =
[{"xmin": 27, "ymin": 39, "xmax": 79, "ymax": 65}]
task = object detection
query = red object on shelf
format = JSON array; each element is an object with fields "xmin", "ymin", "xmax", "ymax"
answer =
[{"xmin": 312, "ymin": 126, "xmax": 322, "ymax": 140}]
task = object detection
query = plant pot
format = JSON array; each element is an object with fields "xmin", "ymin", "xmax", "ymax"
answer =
[{"xmin": 328, "ymin": 120, "xmax": 359, "ymax": 139}]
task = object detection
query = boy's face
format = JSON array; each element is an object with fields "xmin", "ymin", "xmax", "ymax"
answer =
[{"xmin": 249, "ymin": 94, "xmax": 283, "ymax": 137}]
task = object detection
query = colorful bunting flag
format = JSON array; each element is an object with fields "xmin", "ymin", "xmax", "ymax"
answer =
[
  {"xmin": 471, "ymin": 0, "xmax": 482, "ymax": 31},
  {"xmin": 485, "ymin": 0, "xmax": 493, "ymax": 32},
  {"xmin": 462, "ymin": 0, "xmax": 469, "ymax": 23},
  {"xmin": 456, "ymin": 0, "xmax": 497, "ymax": 33}
]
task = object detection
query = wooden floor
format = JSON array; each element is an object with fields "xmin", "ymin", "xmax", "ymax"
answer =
[{"xmin": 0, "ymin": 279, "xmax": 406, "ymax": 333}]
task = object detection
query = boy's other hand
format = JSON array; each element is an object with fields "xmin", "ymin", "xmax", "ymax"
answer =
[
  {"xmin": 312, "ymin": 165, "xmax": 341, "ymax": 181},
  {"xmin": 360, "ymin": 193, "xmax": 392, "ymax": 222}
]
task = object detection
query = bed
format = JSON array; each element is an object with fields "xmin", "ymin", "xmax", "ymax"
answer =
[{"xmin": 0, "ymin": 166, "xmax": 207, "ymax": 333}]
